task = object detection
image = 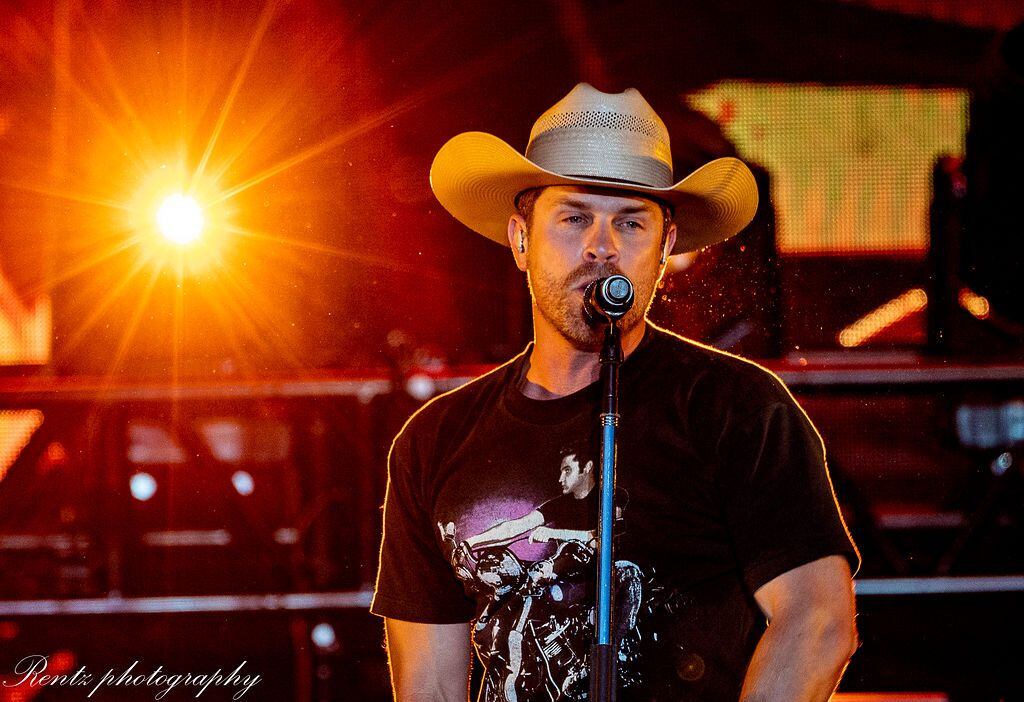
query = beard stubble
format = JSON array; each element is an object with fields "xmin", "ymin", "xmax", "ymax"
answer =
[{"xmin": 527, "ymin": 259, "xmax": 660, "ymax": 351}]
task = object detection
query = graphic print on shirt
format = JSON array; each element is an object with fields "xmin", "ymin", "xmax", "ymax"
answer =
[{"xmin": 438, "ymin": 450, "xmax": 644, "ymax": 702}]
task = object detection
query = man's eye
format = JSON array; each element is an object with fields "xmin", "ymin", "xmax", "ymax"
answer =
[
  {"xmin": 622, "ymin": 220, "xmax": 644, "ymax": 230},
  {"xmin": 564, "ymin": 215, "xmax": 585, "ymax": 224}
]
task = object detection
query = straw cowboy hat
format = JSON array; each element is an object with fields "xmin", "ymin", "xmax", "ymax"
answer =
[{"xmin": 429, "ymin": 83, "xmax": 759, "ymax": 254}]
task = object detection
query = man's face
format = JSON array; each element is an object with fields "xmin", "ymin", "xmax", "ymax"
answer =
[
  {"xmin": 559, "ymin": 454, "xmax": 593, "ymax": 495},
  {"xmin": 512, "ymin": 185, "xmax": 676, "ymax": 351}
]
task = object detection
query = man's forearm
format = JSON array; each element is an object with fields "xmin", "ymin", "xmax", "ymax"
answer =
[
  {"xmin": 467, "ymin": 524, "xmax": 521, "ymax": 549},
  {"xmin": 466, "ymin": 511, "xmax": 543, "ymax": 549},
  {"xmin": 739, "ymin": 608, "xmax": 856, "ymax": 701}
]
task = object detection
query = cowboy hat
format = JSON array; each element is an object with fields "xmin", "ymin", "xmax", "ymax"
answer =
[{"xmin": 429, "ymin": 83, "xmax": 759, "ymax": 254}]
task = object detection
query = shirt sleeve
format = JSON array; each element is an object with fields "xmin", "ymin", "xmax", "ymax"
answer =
[
  {"xmin": 716, "ymin": 396, "xmax": 860, "ymax": 596},
  {"xmin": 370, "ymin": 424, "xmax": 476, "ymax": 623}
]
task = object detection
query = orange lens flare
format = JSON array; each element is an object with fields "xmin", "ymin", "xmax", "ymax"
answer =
[
  {"xmin": 156, "ymin": 193, "xmax": 204, "ymax": 244},
  {"xmin": 126, "ymin": 164, "xmax": 234, "ymax": 275}
]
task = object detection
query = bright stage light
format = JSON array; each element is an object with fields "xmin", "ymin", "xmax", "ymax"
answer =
[
  {"xmin": 130, "ymin": 472, "xmax": 158, "ymax": 501},
  {"xmin": 838, "ymin": 288, "xmax": 928, "ymax": 347},
  {"xmin": 128, "ymin": 167, "xmax": 235, "ymax": 275},
  {"xmin": 311, "ymin": 622, "xmax": 338, "ymax": 651},
  {"xmin": 156, "ymin": 193, "xmax": 204, "ymax": 244},
  {"xmin": 231, "ymin": 470, "xmax": 255, "ymax": 496},
  {"xmin": 958, "ymin": 287, "xmax": 991, "ymax": 320}
]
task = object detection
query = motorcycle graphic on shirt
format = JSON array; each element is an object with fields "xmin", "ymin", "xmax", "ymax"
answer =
[{"xmin": 438, "ymin": 451, "xmax": 644, "ymax": 702}]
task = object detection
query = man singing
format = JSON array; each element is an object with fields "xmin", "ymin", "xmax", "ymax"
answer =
[{"xmin": 371, "ymin": 83, "xmax": 859, "ymax": 702}]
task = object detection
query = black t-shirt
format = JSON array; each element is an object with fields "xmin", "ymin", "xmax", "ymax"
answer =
[
  {"xmin": 538, "ymin": 492, "xmax": 593, "ymax": 530},
  {"xmin": 371, "ymin": 324, "xmax": 858, "ymax": 702}
]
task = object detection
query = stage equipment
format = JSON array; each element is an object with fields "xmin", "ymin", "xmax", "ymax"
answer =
[
  {"xmin": 1, "ymin": 357, "xmax": 1023, "ymax": 698},
  {"xmin": 928, "ymin": 156, "xmax": 1023, "ymax": 355},
  {"xmin": 961, "ymin": 20, "xmax": 1024, "ymax": 330},
  {"xmin": 0, "ymin": 377, "xmax": 390, "ymax": 600},
  {"xmin": 588, "ymin": 275, "xmax": 633, "ymax": 702},
  {"xmin": 787, "ymin": 360, "xmax": 1024, "ymax": 578},
  {"xmin": 687, "ymin": 83, "xmax": 966, "ymax": 257}
]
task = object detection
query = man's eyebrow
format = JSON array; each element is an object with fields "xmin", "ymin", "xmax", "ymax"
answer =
[
  {"xmin": 551, "ymin": 198, "xmax": 656, "ymax": 215},
  {"xmin": 551, "ymin": 198, "xmax": 591, "ymax": 210},
  {"xmin": 616, "ymin": 205, "xmax": 656, "ymax": 215}
]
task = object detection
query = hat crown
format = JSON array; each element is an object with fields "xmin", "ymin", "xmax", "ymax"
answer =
[
  {"xmin": 525, "ymin": 83, "xmax": 674, "ymax": 188},
  {"xmin": 428, "ymin": 83, "xmax": 759, "ymax": 254}
]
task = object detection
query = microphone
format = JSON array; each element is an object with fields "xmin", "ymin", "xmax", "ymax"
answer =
[{"xmin": 583, "ymin": 275, "xmax": 635, "ymax": 325}]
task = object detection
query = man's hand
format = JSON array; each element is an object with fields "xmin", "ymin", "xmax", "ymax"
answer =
[
  {"xmin": 384, "ymin": 619, "xmax": 472, "ymax": 702},
  {"xmin": 529, "ymin": 526, "xmax": 554, "ymax": 543},
  {"xmin": 740, "ymin": 555, "xmax": 857, "ymax": 701},
  {"xmin": 529, "ymin": 526, "xmax": 596, "ymax": 543}
]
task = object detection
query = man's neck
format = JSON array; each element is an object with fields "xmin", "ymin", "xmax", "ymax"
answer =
[{"xmin": 521, "ymin": 316, "xmax": 647, "ymax": 399}]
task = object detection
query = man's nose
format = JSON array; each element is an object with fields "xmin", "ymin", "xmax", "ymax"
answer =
[{"xmin": 583, "ymin": 219, "xmax": 619, "ymax": 263}]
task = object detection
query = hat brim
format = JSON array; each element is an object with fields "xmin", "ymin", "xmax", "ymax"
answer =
[{"xmin": 429, "ymin": 132, "xmax": 759, "ymax": 254}]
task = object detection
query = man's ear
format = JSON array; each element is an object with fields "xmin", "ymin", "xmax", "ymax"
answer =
[
  {"xmin": 660, "ymin": 223, "xmax": 678, "ymax": 266},
  {"xmin": 584, "ymin": 460, "xmax": 594, "ymax": 474},
  {"xmin": 508, "ymin": 215, "xmax": 528, "ymax": 272}
]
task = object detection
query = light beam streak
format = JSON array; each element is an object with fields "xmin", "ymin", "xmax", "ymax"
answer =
[{"xmin": 192, "ymin": 0, "xmax": 279, "ymax": 185}]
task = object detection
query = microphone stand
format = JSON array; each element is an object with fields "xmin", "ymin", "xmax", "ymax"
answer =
[{"xmin": 589, "ymin": 319, "xmax": 622, "ymax": 702}]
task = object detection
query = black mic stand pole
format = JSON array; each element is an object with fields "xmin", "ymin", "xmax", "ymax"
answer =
[{"xmin": 590, "ymin": 318, "xmax": 622, "ymax": 702}]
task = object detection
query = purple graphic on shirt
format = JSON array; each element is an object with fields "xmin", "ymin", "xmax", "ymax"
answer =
[
  {"xmin": 457, "ymin": 498, "xmax": 556, "ymax": 562},
  {"xmin": 437, "ymin": 451, "xmax": 644, "ymax": 702}
]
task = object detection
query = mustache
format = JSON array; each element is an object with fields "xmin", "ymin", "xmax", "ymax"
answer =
[{"xmin": 565, "ymin": 263, "xmax": 626, "ymax": 288}]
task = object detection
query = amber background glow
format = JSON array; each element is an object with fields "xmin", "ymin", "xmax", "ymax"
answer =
[
  {"xmin": 0, "ymin": 0, "xmax": 412, "ymax": 374},
  {"xmin": 0, "ymin": 1, "xmax": 1011, "ymax": 374}
]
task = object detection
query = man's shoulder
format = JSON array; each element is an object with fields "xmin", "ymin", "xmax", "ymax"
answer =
[
  {"xmin": 646, "ymin": 323, "xmax": 795, "ymax": 411},
  {"xmin": 395, "ymin": 348, "xmax": 525, "ymax": 445}
]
